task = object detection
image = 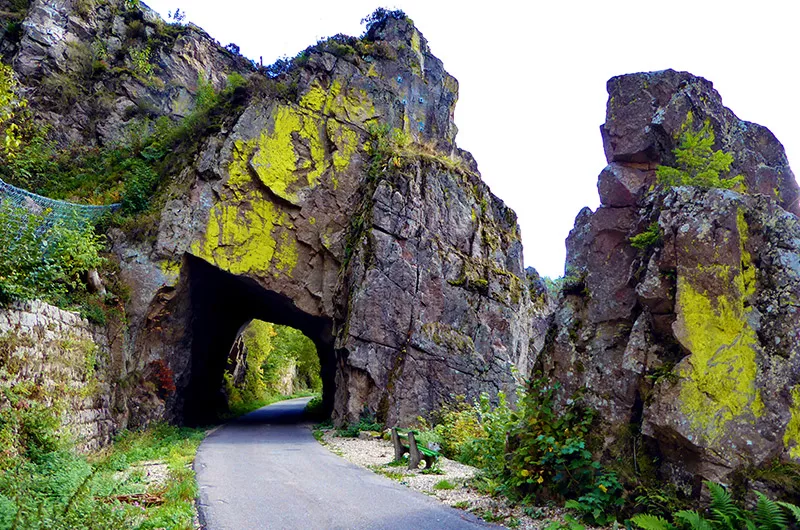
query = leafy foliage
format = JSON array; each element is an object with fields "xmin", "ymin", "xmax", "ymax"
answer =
[
  {"xmin": 0, "ymin": 378, "xmax": 205, "ymax": 529},
  {"xmin": 631, "ymin": 481, "xmax": 800, "ymax": 530},
  {"xmin": 656, "ymin": 114, "xmax": 743, "ymax": 190},
  {"xmin": 506, "ymin": 377, "xmax": 623, "ymax": 525},
  {"xmin": 360, "ymin": 8, "xmax": 408, "ymax": 35},
  {"xmin": 0, "ymin": 72, "xmax": 248, "ymax": 218},
  {"xmin": 0, "ymin": 62, "xmax": 42, "ymax": 166},
  {"xmin": 414, "ymin": 376, "xmax": 622, "ymax": 526},
  {"xmin": 0, "ymin": 203, "xmax": 104, "ymax": 305},
  {"xmin": 630, "ymin": 221, "xmax": 662, "ymax": 251},
  {"xmin": 335, "ymin": 414, "xmax": 384, "ymax": 438}
]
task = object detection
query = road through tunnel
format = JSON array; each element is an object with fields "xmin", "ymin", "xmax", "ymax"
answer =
[{"xmin": 182, "ymin": 255, "xmax": 335, "ymax": 425}]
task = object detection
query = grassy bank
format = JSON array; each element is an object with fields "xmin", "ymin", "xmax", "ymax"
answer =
[
  {"xmin": 0, "ymin": 389, "xmax": 318, "ymax": 530},
  {"xmin": 0, "ymin": 416, "xmax": 205, "ymax": 530}
]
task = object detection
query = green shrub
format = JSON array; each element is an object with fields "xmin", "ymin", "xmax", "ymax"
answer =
[
  {"xmin": 120, "ymin": 158, "xmax": 159, "ymax": 214},
  {"xmin": 630, "ymin": 222, "xmax": 662, "ymax": 251},
  {"xmin": 305, "ymin": 395, "xmax": 325, "ymax": 420},
  {"xmin": 505, "ymin": 377, "xmax": 623, "ymax": 525},
  {"xmin": 656, "ymin": 113, "xmax": 744, "ymax": 190},
  {"xmin": 361, "ymin": 8, "xmax": 408, "ymax": 35},
  {"xmin": 0, "ymin": 203, "xmax": 104, "ymax": 305},
  {"xmin": 336, "ymin": 415, "xmax": 383, "ymax": 438}
]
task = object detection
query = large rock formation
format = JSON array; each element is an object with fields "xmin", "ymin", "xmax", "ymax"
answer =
[
  {"xmin": 0, "ymin": 3, "xmax": 548, "ymax": 427},
  {"xmin": 135, "ymin": 14, "xmax": 547, "ymax": 426},
  {"xmin": 545, "ymin": 70, "xmax": 800, "ymax": 488}
]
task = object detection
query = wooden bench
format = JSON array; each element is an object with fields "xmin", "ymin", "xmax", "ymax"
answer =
[{"xmin": 391, "ymin": 427, "xmax": 439, "ymax": 469}]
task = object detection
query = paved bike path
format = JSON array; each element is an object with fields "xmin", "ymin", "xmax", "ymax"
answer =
[{"xmin": 194, "ymin": 397, "xmax": 496, "ymax": 529}]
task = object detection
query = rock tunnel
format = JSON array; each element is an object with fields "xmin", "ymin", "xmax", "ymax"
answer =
[{"xmin": 181, "ymin": 254, "xmax": 335, "ymax": 425}]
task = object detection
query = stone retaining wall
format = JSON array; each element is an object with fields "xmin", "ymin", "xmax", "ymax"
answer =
[{"xmin": 0, "ymin": 300, "xmax": 117, "ymax": 451}]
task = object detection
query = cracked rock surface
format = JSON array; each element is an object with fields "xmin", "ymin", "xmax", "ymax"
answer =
[{"xmin": 544, "ymin": 69, "xmax": 800, "ymax": 488}]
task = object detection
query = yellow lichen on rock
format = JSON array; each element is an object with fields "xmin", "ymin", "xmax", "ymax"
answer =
[
  {"xmin": 737, "ymin": 209, "xmax": 756, "ymax": 297},
  {"xmin": 675, "ymin": 276, "xmax": 764, "ymax": 443},
  {"xmin": 159, "ymin": 259, "xmax": 182, "ymax": 286},
  {"xmin": 784, "ymin": 388, "xmax": 800, "ymax": 458},
  {"xmin": 191, "ymin": 80, "xmax": 372, "ymax": 279},
  {"xmin": 324, "ymin": 80, "xmax": 376, "ymax": 124},
  {"xmin": 327, "ymin": 119, "xmax": 358, "ymax": 176},
  {"xmin": 247, "ymin": 105, "xmax": 326, "ymax": 202},
  {"xmin": 299, "ymin": 82, "xmax": 327, "ymax": 113},
  {"xmin": 191, "ymin": 170, "xmax": 298, "ymax": 277}
]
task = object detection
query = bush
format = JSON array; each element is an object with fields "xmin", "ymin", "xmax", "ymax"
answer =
[
  {"xmin": 361, "ymin": 8, "xmax": 408, "ymax": 36},
  {"xmin": 336, "ymin": 415, "xmax": 383, "ymax": 438},
  {"xmin": 656, "ymin": 113, "xmax": 744, "ymax": 190},
  {"xmin": 423, "ymin": 377, "xmax": 623, "ymax": 525},
  {"xmin": 506, "ymin": 378, "xmax": 623, "ymax": 525},
  {"xmin": 630, "ymin": 222, "xmax": 662, "ymax": 251},
  {"xmin": 0, "ymin": 203, "xmax": 104, "ymax": 305}
]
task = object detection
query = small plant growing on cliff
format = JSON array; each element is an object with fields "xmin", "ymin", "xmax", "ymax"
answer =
[
  {"xmin": 630, "ymin": 222, "xmax": 662, "ymax": 251},
  {"xmin": 656, "ymin": 114, "xmax": 743, "ymax": 190},
  {"xmin": 361, "ymin": 8, "xmax": 408, "ymax": 35}
]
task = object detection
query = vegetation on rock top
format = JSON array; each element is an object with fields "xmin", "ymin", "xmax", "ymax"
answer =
[{"xmin": 656, "ymin": 113, "xmax": 743, "ymax": 190}]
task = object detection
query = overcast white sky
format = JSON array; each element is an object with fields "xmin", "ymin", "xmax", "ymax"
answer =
[{"xmin": 142, "ymin": 0, "xmax": 800, "ymax": 278}]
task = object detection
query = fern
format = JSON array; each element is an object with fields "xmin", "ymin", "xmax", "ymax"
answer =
[
  {"xmin": 674, "ymin": 510, "xmax": 714, "ymax": 530},
  {"xmin": 777, "ymin": 501, "xmax": 800, "ymax": 525},
  {"xmin": 706, "ymin": 481, "xmax": 740, "ymax": 528},
  {"xmin": 754, "ymin": 492, "xmax": 788, "ymax": 530},
  {"xmin": 631, "ymin": 514, "xmax": 675, "ymax": 530}
]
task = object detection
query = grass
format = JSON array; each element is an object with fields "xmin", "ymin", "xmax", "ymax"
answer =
[
  {"xmin": 0, "ymin": 416, "xmax": 206, "ymax": 530},
  {"xmin": 434, "ymin": 479, "xmax": 456, "ymax": 490},
  {"xmin": 89, "ymin": 423, "xmax": 207, "ymax": 530},
  {"xmin": 371, "ymin": 467, "xmax": 406, "ymax": 481},
  {"xmin": 0, "ymin": 388, "xmax": 317, "ymax": 529}
]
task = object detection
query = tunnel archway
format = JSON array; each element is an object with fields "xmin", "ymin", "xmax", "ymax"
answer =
[{"xmin": 182, "ymin": 254, "xmax": 335, "ymax": 425}]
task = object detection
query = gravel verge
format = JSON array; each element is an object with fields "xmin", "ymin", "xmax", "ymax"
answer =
[{"xmin": 316, "ymin": 428, "xmax": 579, "ymax": 529}]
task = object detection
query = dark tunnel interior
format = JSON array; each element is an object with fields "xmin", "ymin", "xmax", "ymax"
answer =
[{"xmin": 182, "ymin": 254, "xmax": 336, "ymax": 425}]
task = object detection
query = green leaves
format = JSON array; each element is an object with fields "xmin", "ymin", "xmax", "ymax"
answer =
[
  {"xmin": 754, "ymin": 492, "xmax": 789, "ymax": 530},
  {"xmin": 630, "ymin": 222, "xmax": 662, "ymax": 251},
  {"xmin": 632, "ymin": 481, "xmax": 800, "ymax": 530},
  {"xmin": 0, "ymin": 203, "xmax": 104, "ymax": 305},
  {"xmin": 656, "ymin": 114, "xmax": 744, "ymax": 190}
]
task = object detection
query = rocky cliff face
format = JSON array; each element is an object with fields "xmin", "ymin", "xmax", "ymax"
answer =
[
  {"xmin": 2, "ymin": 0, "xmax": 251, "ymax": 147},
  {"xmin": 3, "ymin": 5, "xmax": 548, "ymax": 427},
  {"xmin": 545, "ymin": 70, "xmax": 800, "ymax": 488}
]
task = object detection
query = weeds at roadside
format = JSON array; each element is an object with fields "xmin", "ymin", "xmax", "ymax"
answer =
[
  {"xmin": 369, "ymin": 466, "xmax": 405, "ymax": 482},
  {"xmin": 434, "ymin": 479, "xmax": 456, "ymax": 490}
]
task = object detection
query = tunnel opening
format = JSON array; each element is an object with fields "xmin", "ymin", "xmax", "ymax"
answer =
[
  {"xmin": 182, "ymin": 254, "xmax": 335, "ymax": 425},
  {"xmin": 223, "ymin": 319, "xmax": 322, "ymax": 415}
]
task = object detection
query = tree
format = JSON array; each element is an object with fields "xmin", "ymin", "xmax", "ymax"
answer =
[{"xmin": 656, "ymin": 113, "xmax": 743, "ymax": 190}]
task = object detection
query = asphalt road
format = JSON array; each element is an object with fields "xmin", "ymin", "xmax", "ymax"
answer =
[{"xmin": 195, "ymin": 397, "xmax": 496, "ymax": 530}]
